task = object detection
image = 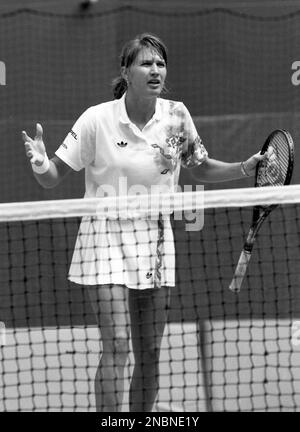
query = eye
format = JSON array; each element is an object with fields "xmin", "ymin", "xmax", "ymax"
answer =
[{"xmin": 157, "ymin": 61, "xmax": 166, "ymax": 68}]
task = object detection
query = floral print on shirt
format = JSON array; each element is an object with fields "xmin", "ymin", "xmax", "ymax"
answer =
[
  {"xmin": 151, "ymin": 101, "xmax": 207, "ymax": 175},
  {"xmin": 151, "ymin": 132, "xmax": 186, "ymax": 174},
  {"xmin": 181, "ymin": 135, "xmax": 208, "ymax": 168}
]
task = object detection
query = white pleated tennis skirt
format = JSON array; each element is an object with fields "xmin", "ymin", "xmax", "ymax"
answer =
[{"xmin": 68, "ymin": 216, "xmax": 175, "ymax": 289}]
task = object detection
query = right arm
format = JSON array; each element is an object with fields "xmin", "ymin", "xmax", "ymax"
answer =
[{"xmin": 22, "ymin": 123, "xmax": 73, "ymax": 188}]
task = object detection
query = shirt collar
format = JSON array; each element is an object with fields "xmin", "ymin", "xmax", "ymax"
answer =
[{"xmin": 118, "ymin": 92, "xmax": 162, "ymax": 125}]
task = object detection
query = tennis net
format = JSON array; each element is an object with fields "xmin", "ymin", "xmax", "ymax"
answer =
[{"xmin": 0, "ymin": 185, "xmax": 300, "ymax": 412}]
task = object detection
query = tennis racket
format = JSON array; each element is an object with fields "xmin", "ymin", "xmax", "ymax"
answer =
[{"xmin": 229, "ymin": 129, "xmax": 294, "ymax": 293}]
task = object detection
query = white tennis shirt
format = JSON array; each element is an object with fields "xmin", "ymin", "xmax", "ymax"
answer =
[
  {"xmin": 56, "ymin": 93, "xmax": 208, "ymax": 198},
  {"xmin": 55, "ymin": 94, "xmax": 208, "ymax": 288}
]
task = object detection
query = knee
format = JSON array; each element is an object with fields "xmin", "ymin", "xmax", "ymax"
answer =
[
  {"xmin": 113, "ymin": 336, "xmax": 130, "ymax": 357},
  {"xmin": 103, "ymin": 335, "xmax": 130, "ymax": 359}
]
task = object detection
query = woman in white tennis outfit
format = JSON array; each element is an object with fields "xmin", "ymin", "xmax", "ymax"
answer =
[{"xmin": 23, "ymin": 33, "xmax": 264, "ymax": 412}]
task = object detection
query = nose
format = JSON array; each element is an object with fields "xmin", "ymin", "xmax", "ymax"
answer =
[{"xmin": 150, "ymin": 63, "xmax": 159, "ymax": 75}]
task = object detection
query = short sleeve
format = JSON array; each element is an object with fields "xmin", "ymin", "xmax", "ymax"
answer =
[
  {"xmin": 180, "ymin": 104, "xmax": 208, "ymax": 169},
  {"xmin": 55, "ymin": 107, "xmax": 96, "ymax": 171}
]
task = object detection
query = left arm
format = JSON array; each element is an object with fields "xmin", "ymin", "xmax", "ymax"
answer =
[
  {"xmin": 189, "ymin": 152, "xmax": 264, "ymax": 183},
  {"xmin": 179, "ymin": 104, "xmax": 265, "ymax": 183}
]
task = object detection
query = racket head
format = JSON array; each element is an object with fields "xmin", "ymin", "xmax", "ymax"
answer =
[{"xmin": 255, "ymin": 129, "xmax": 294, "ymax": 188}]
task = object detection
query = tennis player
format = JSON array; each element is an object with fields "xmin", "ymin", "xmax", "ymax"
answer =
[{"xmin": 22, "ymin": 33, "xmax": 264, "ymax": 412}]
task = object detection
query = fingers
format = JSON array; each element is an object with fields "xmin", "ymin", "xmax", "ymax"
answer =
[
  {"xmin": 24, "ymin": 142, "xmax": 34, "ymax": 160},
  {"xmin": 251, "ymin": 151, "xmax": 266, "ymax": 163},
  {"xmin": 22, "ymin": 123, "xmax": 43, "ymax": 143},
  {"xmin": 253, "ymin": 150, "xmax": 264, "ymax": 159},
  {"xmin": 23, "ymin": 136, "xmax": 38, "ymax": 162},
  {"xmin": 24, "ymin": 142, "xmax": 31, "ymax": 153},
  {"xmin": 35, "ymin": 123, "xmax": 43, "ymax": 140},
  {"xmin": 24, "ymin": 145, "xmax": 43, "ymax": 165},
  {"xmin": 22, "ymin": 130, "xmax": 32, "ymax": 143},
  {"xmin": 23, "ymin": 124, "xmax": 44, "ymax": 162},
  {"xmin": 243, "ymin": 150, "xmax": 268, "ymax": 178},
  {"xmin": 29, "ymin": 154, "xmax": 36, "ymax": 163}
]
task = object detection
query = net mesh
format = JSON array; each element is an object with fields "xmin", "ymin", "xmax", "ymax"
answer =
[{"xmin": 0, "ymin": 185, "xmax": 300, "ymax": 412}]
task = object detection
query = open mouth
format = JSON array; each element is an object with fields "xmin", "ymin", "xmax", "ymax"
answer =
[{"xmin": 148, "ymin": 80, "xmax": 160, "ymax": 86}]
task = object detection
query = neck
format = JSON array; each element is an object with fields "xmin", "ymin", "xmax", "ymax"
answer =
[{"xmin": 125, "ymin": 91, "xmax": 157, "ymax": 130}]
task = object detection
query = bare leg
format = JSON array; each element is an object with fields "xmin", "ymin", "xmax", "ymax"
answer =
[
  {"xmin": 128, "ymin": 286, "xmax": 170, "ymax": 412},
  {"xmin": 88, "ymin": 284, "xmax": 130, "ymax": 412}
]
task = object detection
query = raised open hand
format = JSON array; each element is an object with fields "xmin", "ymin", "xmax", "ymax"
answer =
[{"xmin": 22, "ymin": 123, "xmax": 46, "ymax": 166}]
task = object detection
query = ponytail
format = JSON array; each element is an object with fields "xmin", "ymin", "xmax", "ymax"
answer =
[{"xmin": 112, "ymin": 76, "xmax": 128, "ymax": 100}]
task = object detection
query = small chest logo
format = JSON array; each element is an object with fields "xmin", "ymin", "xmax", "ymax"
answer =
[
  {"xmin": 117, "ymin": 141, "xmax": 128, "ymax": 147},
  {"xmin": 146, "ymin": 272, "xmax": 153, "ymax": 279}
]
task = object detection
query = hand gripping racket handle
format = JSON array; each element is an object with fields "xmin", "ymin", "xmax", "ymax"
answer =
[{"xmin": 229, "ymin": 249, "xmax": 252, "ymax": 293}]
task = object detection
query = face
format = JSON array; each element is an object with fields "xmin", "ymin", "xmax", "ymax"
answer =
[{"xmin": 124, "ymin": 47, "xmax": 167, "ymax": 98}]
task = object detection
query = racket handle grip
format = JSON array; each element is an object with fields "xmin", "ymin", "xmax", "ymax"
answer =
[{"xmin": 229, "ymin": 250, "xmax": 252, "ymax": 293}]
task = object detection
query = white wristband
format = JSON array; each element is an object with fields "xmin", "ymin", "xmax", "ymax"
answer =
[{"xmin": 31, "ymin": 154, "xmax": 50, "ymax": 174}]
